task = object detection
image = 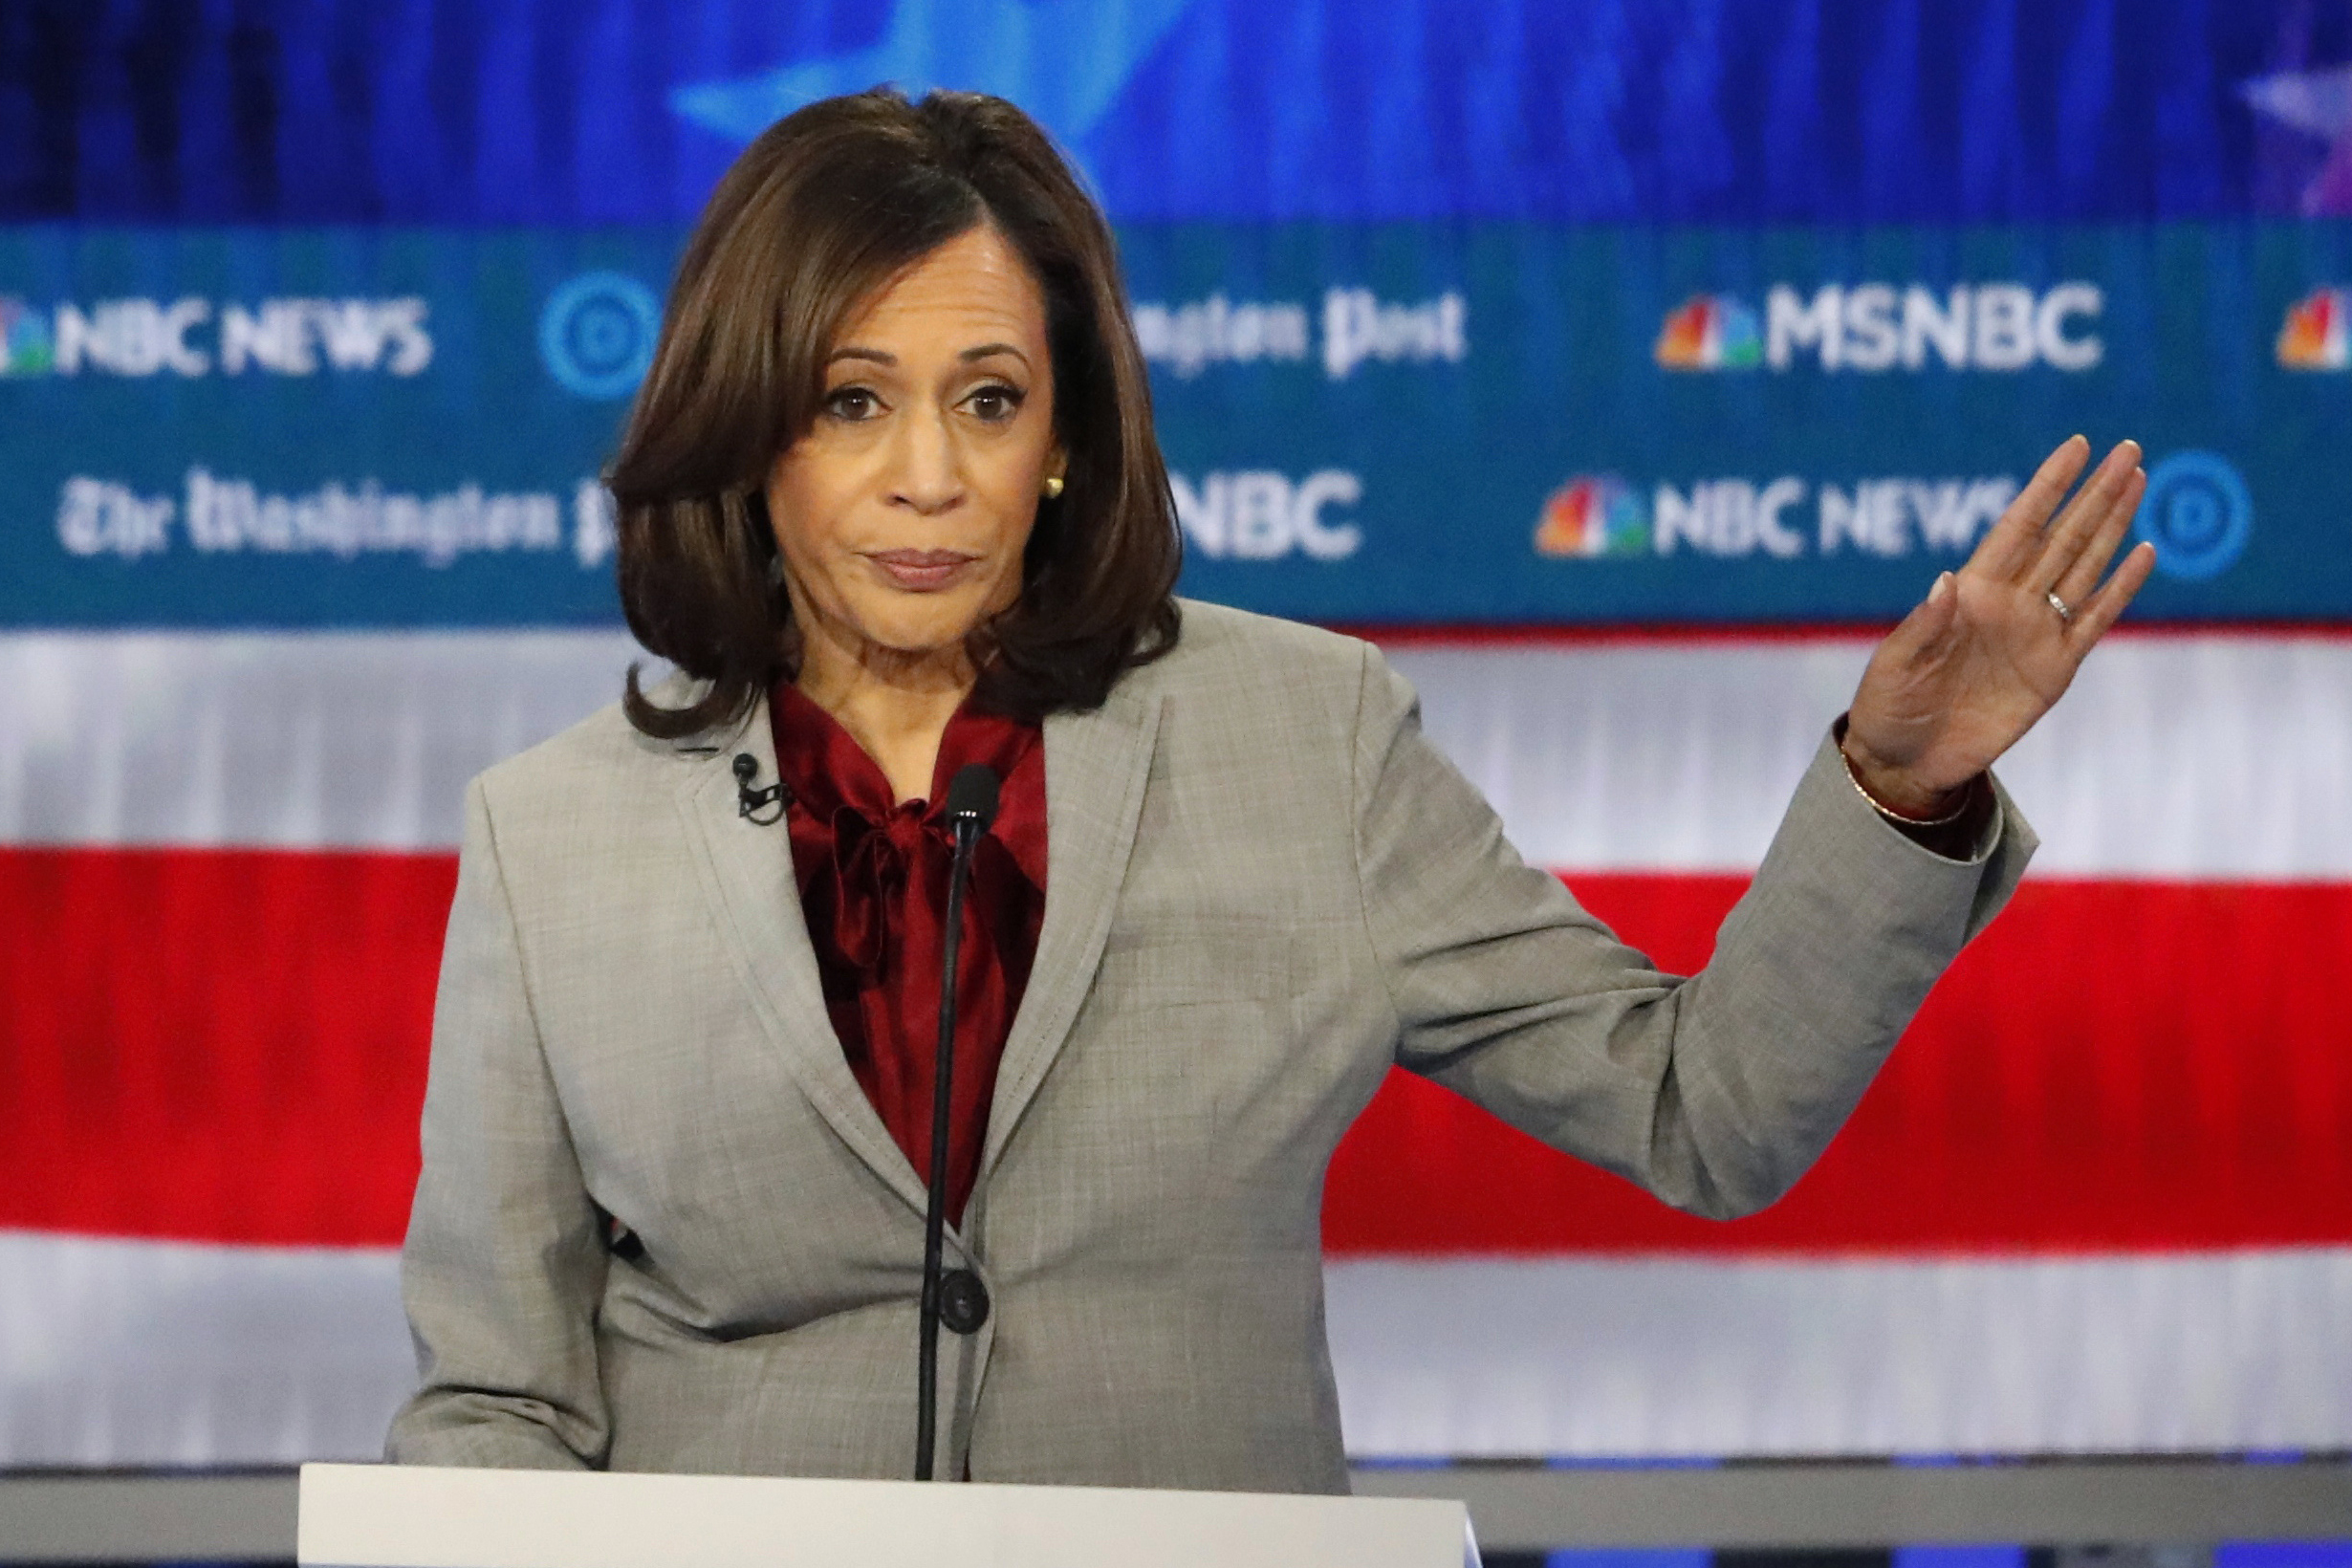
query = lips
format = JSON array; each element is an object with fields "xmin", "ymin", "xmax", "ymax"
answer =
[{"xmin": 864, "ymin": 549, "xmax": 981, "ymax": 592}]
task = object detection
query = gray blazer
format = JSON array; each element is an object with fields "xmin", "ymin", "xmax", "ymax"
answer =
[{"xmin": 388, "ymin": 599, "xmax": 2032, "ymax": 1492}]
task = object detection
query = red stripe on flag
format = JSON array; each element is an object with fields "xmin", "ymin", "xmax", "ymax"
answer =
[
  {"xmin": 1326, "ymin": 874, "xmax": 2352, "ymax": 1254},
  {"xmin": 3, "ymin": 846, "xmax": 449, "ymax": 1246},
  {"xmin": 8, "ymin": 847, "xmax": 2351, "ymax": 1252}
]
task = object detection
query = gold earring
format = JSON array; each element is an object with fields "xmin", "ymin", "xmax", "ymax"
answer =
[{"xmin": 1042, "ymin": 474, "xmax": 1065, "ymax": 500}]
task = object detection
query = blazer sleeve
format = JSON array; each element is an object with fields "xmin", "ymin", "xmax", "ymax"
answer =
[
  {"xmin": 1349, "ymin": 642, "xmax": 2036, "ymax": 1221},
  {"xmin": 384, "ymin": 776, "xmax": 611, "ymax": 1468}
]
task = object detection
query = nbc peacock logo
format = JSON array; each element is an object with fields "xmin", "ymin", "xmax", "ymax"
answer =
[
  {"xmin": 0, "ymin": 296, "xmax": 54, "ymax": 376},
  {"xmin": 1655, "ymin": 294, "xmax": 1762, "ymax": 371},
  {"xmin": 2277, "ymin": 288, "xmax": 2348, "ymax": 370},
  {"xmin": 1535, "ymin": 474, "xmax": 1650, "ymax": 557}
]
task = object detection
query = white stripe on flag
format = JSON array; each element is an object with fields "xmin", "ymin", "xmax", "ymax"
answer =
[
  {"xmin": 1326, "ymin": 1249, "xmax": 2352, "ymax": 1459},
  {"xmin": 0, "ymin": 1231, "xmax": 411, "ymax": 1468},
  {"xmin": 0, "ymin": 631, "xmax": 636, "ymax": 852},
  {"xmin": 2, "ymin": 629, "xmax": 2346, "ymax": 877},
  {"xmin": 6, "ymin": 1232, "xmax": 2348, "ymax": 1467},
  {"xmin": 1397, "ymin": 633, "xmax": 2352, "ymax": 878}
]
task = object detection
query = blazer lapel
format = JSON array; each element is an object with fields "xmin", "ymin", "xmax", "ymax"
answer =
[
  {"xmin": 978, "ymin": 682, "xmax": 1165, "ymax": 1182},
  {"xmin": 670, "ymin": 700, "xmax": 933, "ymax": 1218}
]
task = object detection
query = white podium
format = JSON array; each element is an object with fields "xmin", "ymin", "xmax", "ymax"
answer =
[{"xmin": 299, "ymin": 1463, "xmax": 1479, "ymax": 1568}]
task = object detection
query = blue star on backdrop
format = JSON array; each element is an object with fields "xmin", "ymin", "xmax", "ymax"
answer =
[
  {"xmin": 669, "ymin": 0, "xmax": 1197, "ymax": 157},
  {"xmin": 0, "ymin": 0, "xmax": 2344, "ymax": 225},
  {"xmin": 2243, "ymin": 63, "xmax": 2352, "ymax": 215}
]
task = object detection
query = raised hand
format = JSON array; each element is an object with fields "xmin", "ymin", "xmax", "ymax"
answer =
[{"xmin": 1841, "ymin": 436, "xmax": 2157, "ymax": 816}]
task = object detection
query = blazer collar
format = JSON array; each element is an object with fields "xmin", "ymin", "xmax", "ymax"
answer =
[
  {"xmin": 669, "ymin": 698, "xmax": 937, "ymax": 1221},
  {"xmin": 978, "ymin": 679, "xmax": 1165, "ymax": 1186},
  {"xmin": 666, "ymin": 675, "xmax": 1166, "ymax": 1228}
]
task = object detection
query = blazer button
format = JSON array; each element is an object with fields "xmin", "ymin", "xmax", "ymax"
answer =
[{"xmin": 938, "ymin": 1269, "xmax": 991, "ymax": 1335}]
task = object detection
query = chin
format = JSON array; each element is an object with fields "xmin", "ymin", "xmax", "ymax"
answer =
[{"xmin": 845, "ymin": 590, "xmax": 993, "ymax": 659}]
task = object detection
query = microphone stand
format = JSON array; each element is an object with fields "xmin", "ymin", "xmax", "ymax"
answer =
[{"xmin": 915, "ymin": 765, "xmax": 997, "ymax": 1481}]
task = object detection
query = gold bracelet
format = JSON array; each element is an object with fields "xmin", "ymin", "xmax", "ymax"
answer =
[{"xmin": 1840, "ymin": 748, "xmax": 1975, "ymax": 828}]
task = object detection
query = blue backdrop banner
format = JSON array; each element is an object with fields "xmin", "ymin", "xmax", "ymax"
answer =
[{"xmin": 2, "ymin": 0, "xmax": 2346, "ymax": 627}]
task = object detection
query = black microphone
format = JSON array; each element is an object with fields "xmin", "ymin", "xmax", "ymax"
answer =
[
  {"xmin": 732, "ymin": 753, "xmax": 786, "ymax": 824},
  {"xmin": 914, "ymin": 763, "xmax": 999, "ymax": 1481},
  {"xmin": 943, "ymin": 762, "xmax": 1001, "ymax": 834}
]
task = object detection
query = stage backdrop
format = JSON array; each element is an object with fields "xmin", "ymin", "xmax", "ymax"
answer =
[{"xmin": 3, "ymin": 0, "xmax": 2348, "ymax": 1466}]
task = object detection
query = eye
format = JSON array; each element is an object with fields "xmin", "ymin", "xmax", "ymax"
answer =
[
  {"xmin": 965, "ymin": 382, "xmax": 1025, "ymax": 423},
  {"xmin": 823, "ymin": 385, "xmax": 882, "ymax": 421}
]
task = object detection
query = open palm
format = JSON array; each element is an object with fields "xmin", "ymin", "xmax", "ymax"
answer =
[{"xmin": 1843, "ymin": 436, "xmax": 2157, "ymax": 813}]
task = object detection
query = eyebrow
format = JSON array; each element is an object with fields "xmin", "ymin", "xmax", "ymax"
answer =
[{"xmin": 824, "ymin": 343, "xmax": 1031, "ymax": 368}]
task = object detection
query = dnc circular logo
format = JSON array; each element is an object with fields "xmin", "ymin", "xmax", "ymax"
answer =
[
  {"xmin": 539, "ymin": 272, "xmax": 660, "ymax": 399},
  {"xmin": 2133, "ymin": 450, "xmax": 2252, "ymax": 581}
]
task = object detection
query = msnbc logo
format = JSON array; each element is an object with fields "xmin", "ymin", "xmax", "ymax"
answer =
[
  {"xmin": 1661, "ymin": 283, "xmax": 2102, "ymax": 372},
  {"xmin": 1534, "ymin": 475, "xmax": 1649, "ymax": 557},
  {"xmin": 1655, "ymin": 294, "xmax": 1761, "ymax": 370},
  {"xmin": 2277, "ymin": 288, "xmax": 2347, "ymax": 370}
]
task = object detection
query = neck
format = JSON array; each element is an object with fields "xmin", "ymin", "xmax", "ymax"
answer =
[{"xmin": 793, "ymin": 623, "xmax": 976, "ymax": 807}]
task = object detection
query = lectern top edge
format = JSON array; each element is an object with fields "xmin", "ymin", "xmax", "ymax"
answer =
[{"xmin": 297, "ymin": 1462, "xmax": 1480, "ymax": 1568}]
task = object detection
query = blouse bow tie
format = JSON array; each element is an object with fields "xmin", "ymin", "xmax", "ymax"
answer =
[{"xmin": 816, "ymin": 802, "xmax": 951, "ymax": 980}]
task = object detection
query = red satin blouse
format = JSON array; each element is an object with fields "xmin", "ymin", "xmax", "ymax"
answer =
[{"xmin": 768, "ymin": 683, "xmax": 1048, "ymax": 1226}]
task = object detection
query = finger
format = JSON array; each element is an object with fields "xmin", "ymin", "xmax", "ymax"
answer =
[
  {"xmin": 2030, "ymin": 439, "xmax": 2142, "ymax": 595},
  {"xmin": 2053, "ymin": 463, "xmax": 2148, "ymax": 607},
  {"xmin": 2066, "ymin": 539, "xmax": 2157, "ymax": 649},
  {"xmin": 1971, "ymin": 435, "xmax": 2090, "ymax": 581}
]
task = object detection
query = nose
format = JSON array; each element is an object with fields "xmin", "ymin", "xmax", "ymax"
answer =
[{"xmin": 885, "ymin": 402, "xmax": 966, "ymax": 516}]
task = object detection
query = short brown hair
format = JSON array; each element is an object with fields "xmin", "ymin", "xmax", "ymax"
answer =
[{"xmin": 610, "ymin": 88, "xmax": 1182, "ymax": 738}]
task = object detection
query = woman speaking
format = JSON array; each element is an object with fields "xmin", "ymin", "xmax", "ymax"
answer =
[{"xmin": 388, "ymin": 89, "xmax": 2153, "ymax": 1492}]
